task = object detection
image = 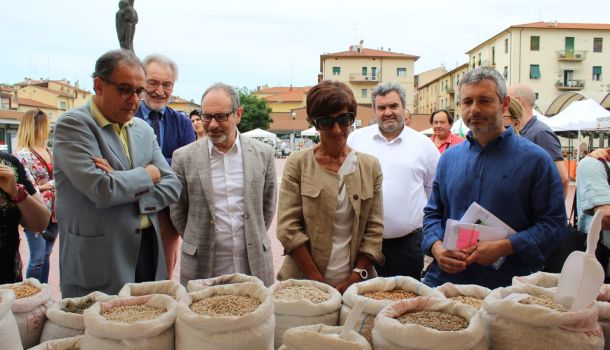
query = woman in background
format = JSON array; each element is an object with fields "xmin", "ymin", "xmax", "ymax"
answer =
[
  {"xmin": 502, "ymin": 97, "xmax": 525, "ymax": 134},
  {"xmin": 14, "ymin": 109, "xmax": 56, "ymax": 283}
]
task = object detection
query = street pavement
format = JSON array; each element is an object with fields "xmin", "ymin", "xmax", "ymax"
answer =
[{"xmin": 19, "ymin": 158, "xmax": 575, "ymax": 300}]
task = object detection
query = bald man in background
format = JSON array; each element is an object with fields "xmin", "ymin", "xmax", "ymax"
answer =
[{"xmin": 508, "ymin": 84, "xmax": 569, "ymax": 197}]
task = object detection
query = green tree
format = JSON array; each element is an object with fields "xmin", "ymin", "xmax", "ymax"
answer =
[{"xmin": 236, "ymin": 87, "xmax": 273, "ymax": 132}]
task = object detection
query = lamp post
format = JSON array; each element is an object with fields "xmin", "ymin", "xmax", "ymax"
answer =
[{"xmin": 291, "ymin": 111, "xmax": 296, "ymax": 151}]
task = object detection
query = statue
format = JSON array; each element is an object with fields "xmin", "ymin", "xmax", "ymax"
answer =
[{"xmin": 116, "ymin": 0, "xmax": 138, "ymax": 51}]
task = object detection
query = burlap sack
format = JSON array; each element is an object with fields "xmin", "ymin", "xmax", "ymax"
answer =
[
  {"xmin": 30, "ymin": 335, "xmax": 83, "ymax": 350},
  {"xmin": 436, "ymin": 283, "xmax": 491, "ymax": 310},
  {"xmin": 372, "ymin": 297, "xmax": 487, "ymax": 350},
  {"xmin": 279, "ymin": 324, "xmax": 371, "ymax": 350},
  {"xmin": 340, "ymin": 277, "xmax": 445, "ymax": 348},
  {"xmin": 187, "ymin": 273, "xmax": 263, "ymax": 292},
  {"xmin": 482, "ymin": 285, "xmax": 603, "ymax": 350},
  {"xmin": 0, "ymin": 289, "xmax": 23, "ymax": 350},
  {"xmin": 595, "ymin": 284, "xmax": 610, "ymax": 350},
  {"xmin": 41, "ymin": 291, "xmax": 113, "ymax": 343},
  {"xmin": 82, "ymin": 294, "xmax": 176, "ymax": 350},
  {"xmin": 0, "ymin": 278, "xmax": 52, "ymax": 348},
  {"xmin": 118, "ymin": 280, "xmax": 189, "ymax": 302},
  {"xmin": 176, "ymin": 282, "xmax": 274, "ymax": 350},
  {"xmin": 512, "ymin": 271, "xmax": 560, "ymax": 291},
  {"xmin": 271, "ymin": 279, "xmax": 342, "ymax": 349}
]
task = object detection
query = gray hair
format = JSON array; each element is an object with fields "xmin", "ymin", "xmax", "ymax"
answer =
[
  {"xmin": 142, "ymin": 53, "xmax": 179, "ymax": 81},
  {"xmin": 459, "ymin": 67, "xmax": 507, "ymax": 101},
  {"xmin": 201, "ymin": 83, "xmax": 240, "ymax": 111},
  {"xmin": 91, "ymin": 49, "xmax": 143, "ymax": 81},
  {"xmin": 371, "ymin": 82, "xmax": 407, "ymax": 109}
]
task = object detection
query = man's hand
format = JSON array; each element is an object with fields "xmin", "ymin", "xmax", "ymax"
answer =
[
  {"xmin": 588, "ymin": 148, "xmax": 610, "ymax": 161},
  {"xmin": 145, "ymin": 164, "xmax": 161, "ymax": 184},
  {"xmin": 334, "ymin": 272, "xmax": 361, "ymax": 294},
  {"xmin": 431, "ymin": 241, "xmax": 472, "ymax": 274},
  {"xmin": 465, "ymin": 240, "xmax": 513, "ymax": 266},
  {"xmin": 93, "ymin": 157, "xmax": 114, "ymax": 173},
  {"xmin": 0, "ymin": 164, "xmax": 18, "ymax": 198}
]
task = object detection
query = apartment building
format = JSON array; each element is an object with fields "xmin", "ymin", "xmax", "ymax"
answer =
[
  {"xmin": 319, "ymin": 41, "xmax": 419, "ymax": 111},
  {"xmin": 168, "ymin": 96, "xmax": 199, "ymax": 114},
  {"xmin": 417, "ymin": 63, "xmax": 469, "ymax": 118},
  {"xmin": 465, "ymin": 22, "xmax": 610, "ymax": 113}
]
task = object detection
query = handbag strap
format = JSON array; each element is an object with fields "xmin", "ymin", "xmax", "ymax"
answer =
[{"xmin": 29, "ymin": 147, "xmax": 53, "ymax": 180}]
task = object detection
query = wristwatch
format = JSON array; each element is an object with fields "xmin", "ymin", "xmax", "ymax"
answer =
[
  {"xmin": 10, "ymin": 184, "xmax": 28, "ymax": 204},
  {"xmin": 353, "ymin": 268, "xmax": 368, "ymax": 280}
]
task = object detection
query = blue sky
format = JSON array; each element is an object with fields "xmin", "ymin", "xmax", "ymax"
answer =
[{"xmin": 2, "ymin": 0, "xmax": 609, "ymax": 102}]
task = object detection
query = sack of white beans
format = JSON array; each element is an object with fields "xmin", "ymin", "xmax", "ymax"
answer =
[
  {"xmin": 82, "ymin": 294, "xmax": 176, "ymax": 350},
  {"xmin": 512, "ymin": 272, "xmax": 560, "ymax": 291},
  {"xmin": 0, "ymin": 289, "xmax": 23, "ymax": 350},
  {"xmin": 271, "ymin": 279, "xmax": 342, "ymax": 349},
  {"xmin": 372, "ymin": 296, "xmax": 486, "ymax": 350},
  {"xmin": 340, "ymin": 277, "xmax": 444, "ymax": 348},
  {"xmin": 187, "ymin": 273, "xmax": 263, "ymax": 292},
  {"xmin": 595, "ymin": 284, "xmax": 610, "ymax": 350},
  {"xmin": 436, "ymin": 283, "xmax": 491, "ymax": 310},
  {"xmin": 118, "ymin": 280, "xmax": 189, "ymax": 302},
  {"xmin": 176, "ymin": 282, "xmax": 274, "ymax": 350},
  {"xmin": 0, "ymin": 278, "xmax": 53, "ymax": 348},
  {"xmin": 481, "ymin": 285, "xmax": 603, "ymax": 350},
  {"xmin": 41, "ymin": 291, "xmax": 113, "ymax": 343},
  {"xmin": 30, "ymin": 335, "xmax": 83, "ymax": 350},
  {"xmin": 278, "ymin": 324, "xmax": 371, "ymax": 350}
]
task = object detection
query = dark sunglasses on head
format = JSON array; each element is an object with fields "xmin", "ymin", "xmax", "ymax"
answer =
[
  {"xmin": 34, "ymin": 109, "xmax": 45, "ymax": 121},
  {"xmin": 312, "ymin": 112, "xmax": 355, "ymax": 130}
]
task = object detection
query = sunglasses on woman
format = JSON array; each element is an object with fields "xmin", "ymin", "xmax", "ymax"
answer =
[{"xmin": 312, "ymin": 112, "xmax": 355, "ymax": 130}]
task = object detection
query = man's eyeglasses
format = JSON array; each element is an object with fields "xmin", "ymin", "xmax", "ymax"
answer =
[
  {"xmin": 146, "ymin": 79, "xmax": 174, "ymax": 91},
  {"xmin": 201, "ymin": 111, "xmax": 234, "ymax": 122},
  {"xmin": 102, "ymin": 78, "xmax": 147, "ymax": 100},
  {"xmin": 312, "ymin": 112, "xmax": 355, "ymax": 130}
]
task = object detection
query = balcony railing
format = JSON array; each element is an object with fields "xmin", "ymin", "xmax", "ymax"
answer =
[
  {"xmin": 445, "ymin": 86, "xmax": 455, "ymax": 94},
  {"xmin": 556, "ymin": 80, "xmax": 585, "ymax": 91},
  {"xmin": 556, "ymin": 50, "xmax": 587, "ymax": 61},
  {"xmin": 349, "ymin": 73, "xmax": 379, "ymax": 83}
]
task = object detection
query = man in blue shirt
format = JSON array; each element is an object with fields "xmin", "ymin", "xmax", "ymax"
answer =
[
  {"xmin": 422, "ymin": 67, "xmax": 566, "ymax": 289},
  {"xmin": 136, "ymin": 54, "xmax": 195, "ymax": 278}
]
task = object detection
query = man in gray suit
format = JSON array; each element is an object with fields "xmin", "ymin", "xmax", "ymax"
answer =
[
  {"xmin": 53, "ymin": 50, "xmax": 181, "ymax": 297},
  {"xmin": 171, "ymin": 83, "xmax": 276, "ymax": 286}
]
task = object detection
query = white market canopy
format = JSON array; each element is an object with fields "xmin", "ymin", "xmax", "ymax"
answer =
[
  {"xmin": 242, "ymin": 128, "xmax": 278, "ymax": 146},
  {"xmin": 546, "ymin": 99, "xmax": 610, "ymax": 132},
  {"xmin": 301, "ymin": 127, "xmax": 319, "ymax": 137}
]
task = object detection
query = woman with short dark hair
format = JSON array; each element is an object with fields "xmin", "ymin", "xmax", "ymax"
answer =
[{"xmin": 276, "ymin": 80, "xmax": 384, "ymax": 293}]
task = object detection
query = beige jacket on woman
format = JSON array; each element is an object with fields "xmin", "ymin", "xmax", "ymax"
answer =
[{"xmin": 276, "ymin": 148, "xmax": 384, "ymax": 280}]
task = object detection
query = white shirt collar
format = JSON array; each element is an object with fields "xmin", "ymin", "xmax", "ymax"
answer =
[
  {"xmin": 208, "ymin": 133, "xmax": 242, "ymax": 157},
  {"xmin": 372, "ymin": 124, "xmax": 407, "ymax": 143}
]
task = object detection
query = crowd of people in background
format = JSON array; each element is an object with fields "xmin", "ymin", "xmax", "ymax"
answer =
[{"xmin": 2, "ymin": 49, "xmax": 610, "ymax": 298}]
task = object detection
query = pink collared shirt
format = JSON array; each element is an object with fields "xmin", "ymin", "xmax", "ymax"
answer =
[{"xmin": 431, "ymin": 132, "xmax": 464, "ymax": 154}]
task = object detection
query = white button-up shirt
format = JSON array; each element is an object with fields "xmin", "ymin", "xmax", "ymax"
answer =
[
  {"xmin": 208, "ymin": 136, "xmax": 250, "ymax": 276},
  {"xmin": 348, "ymin": 125, "xmax": 439, "ymax": 239}
]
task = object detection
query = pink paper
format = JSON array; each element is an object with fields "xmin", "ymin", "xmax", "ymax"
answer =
[{"xmin": 456, "ymin": 227, "xmax": 479, "ymax": 249}]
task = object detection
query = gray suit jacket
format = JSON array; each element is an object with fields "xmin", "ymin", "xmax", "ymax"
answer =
[
  {"xmin": 53, "ymin": 102, "xmax": 181, "ymax": 297},
  {"xmin": 170, "ymin": 135, "xmax": 277, "ymax": 286}
]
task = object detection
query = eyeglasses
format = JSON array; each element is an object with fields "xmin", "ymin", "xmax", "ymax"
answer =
[
  {"xmin": 312, "ymin": 112, "xmax": 355, "ymax": 130},
  {"xmin": 201, "ymin": 111, "xmax": 234, "ymax": 122},
  {"xmin": 101, "ymin": 78, "xmax": 147, "ymax": 100},
  {"xmin": 146, "ymin": 79, "xmax": 174, "ymax": 91}
]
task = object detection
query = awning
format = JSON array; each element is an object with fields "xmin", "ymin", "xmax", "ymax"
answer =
[{"xmin": 559, "ymin": 61, "xmax": 583, "ymax": 71}]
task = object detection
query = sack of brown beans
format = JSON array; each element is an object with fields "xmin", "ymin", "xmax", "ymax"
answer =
[
  {"xmin": 176, "ymin": 282, "xmax": 274, "ymax": 350},
  {"xmin": 40, "ymin": 291, "xmax": 114, "ymax": 343},
  {"xmin": 0, "ymin": 277, "xmax": 53, "ymax": 348},
  {"xmin": 271, "ymin": 279, "xmax": 342, "ymax": 349},
  {"xmin": 187, "ymin": 273, "xmax": 263, "ymax": 292},
  {"xmin": 512, "ymin": 271, "xmax": 560, "ymax": 291},
  {"xmin": 0, "ymin": 289, "xmax": 23, "ymax": 350},
  {"xmin": 118, "ymin": 280, "xmax": 189, "ymax": 302},
  {"xmin": 30, "ymin": 335, "xmax": 83, "ymax": 350},
  {"xmin": 340, "ymin": 277, "xmax": 444, "ymax": 348},
  {"xmin": 481, "ymin": 285, "xmax": 603, "ymax": 350},
  {"xmin": 278, "ymin": 324, "xmax": 371, "ymax": 350},
  {"xmin": 372, "ymin": 296, "xmax": 486, "ymax": 350},
  {"xmin": 436, "ymin": 283, "xmax": 491, "ymax": 311},
  {"xmin": 82, "ymin": 294, "xmax": 176, "ymax": 350},
  {"xmin": 595, "ymin": 284, "xmax": 610, "ymax": 350}
]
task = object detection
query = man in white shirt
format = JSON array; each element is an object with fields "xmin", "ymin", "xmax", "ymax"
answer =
[
  {"xmin": 170, "ymin": 83, "xmax": 277, "ymax": 286},
  {"xmin": 348, "ymin": 82, "xmax": 439, "ymax": 279}
]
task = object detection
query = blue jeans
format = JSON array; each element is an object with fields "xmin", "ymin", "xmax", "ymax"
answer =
[{"xmin": 24, "ymin": 222, "xmax": 57, "ymax": 283}]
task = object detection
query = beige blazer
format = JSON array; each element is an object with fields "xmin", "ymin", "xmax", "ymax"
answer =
[
  {"xmin": 170, "ymin": 135, "xmax": 277, "ymax": 286},
  {"xmin": 276, "ymin": 148, "xmax": 384, "ymax": 280}
]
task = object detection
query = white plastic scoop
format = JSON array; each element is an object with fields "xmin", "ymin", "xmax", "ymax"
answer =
[
  {"xmin": 555, "ymin": 210, "xmax": 605, "ymax": 311},
  {"xmin": 339, "ymin": 300, "xmax": 364, "ymax": 340}
]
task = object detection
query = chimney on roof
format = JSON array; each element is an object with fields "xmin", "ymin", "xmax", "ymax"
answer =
[
  {"xmin": 547, "ymin": 20, "xmax": 558, "ymax": 27},
  {"xmin": 388, "ymin": 48, "xmax": 391, "ymax": 52},
  {"xmin": 349, "ymin": 45, "xmax": 354, "ymax": 51},
  {"xmin": 359, "ymin": 39, "xmax": 364, "ymax": 45},
  {"xmin": 75, "ymin": 80, "xmax": 80, "ymax": 89}
]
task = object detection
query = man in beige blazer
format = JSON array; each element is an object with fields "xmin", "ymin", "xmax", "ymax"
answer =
[{"xmin": 170, "ymin": 83, "xmax": 276, "ymax": 286}]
